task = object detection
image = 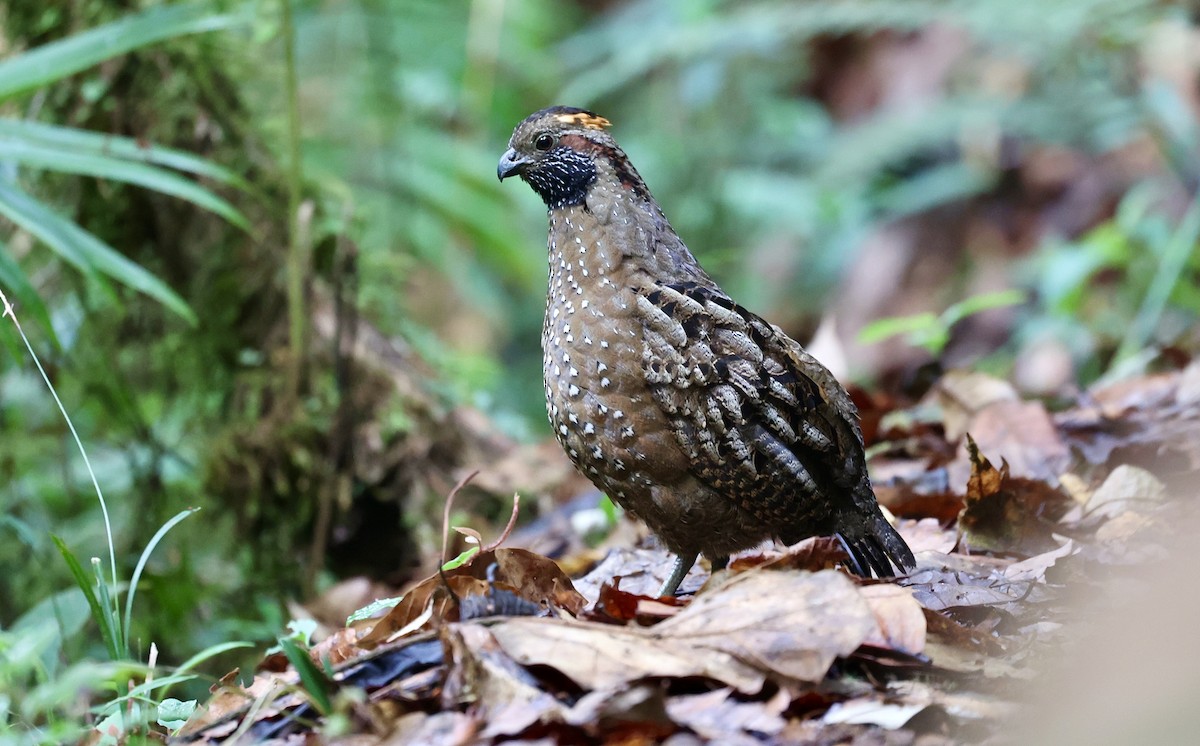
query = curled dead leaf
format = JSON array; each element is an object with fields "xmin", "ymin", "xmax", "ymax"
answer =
[
  {"xmin": 359, "ymin": 548, "xmax": 585, "ymax": 647},
  {"xmin": 958, "ymin": 435, "xmax": 1073, "ymax": 555}
]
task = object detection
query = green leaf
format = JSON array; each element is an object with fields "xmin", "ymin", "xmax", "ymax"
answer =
[
  {"xmin": 0, "ymin": 179, "xmax": 196, "ymax": 324},
  {"xmin": 346, "ymin": 596, "xmax": 402, "ymax": 625},
  {"xmin": 123, "ymin": 508, "xmax": 200, "ymax": 653},
  {"xmin": 0, "ymin": 119, "xmax": 250, "ymax": 189},
  {"xmin": 858, "ymin": 312, "xmax": 940, "ymax": 345},
  {"xmin": 942, "ymin": 289, "xmax": 1026, "ymax": 326},
  {"xmin": 441, "ymin": 545, "xmax": 480, "ymax": 571},
  {"xmin": 0, "ymin": 1, "xmax": 248, "ymax": 101},
  {"xmin": 277, "ymin": 636, "xmax": 334, "ymax": 716},
  {"xmin": 157, "ymin": 698, "xmax": 197, "ymax": 733},
  {"xmin": 1, "ymin": 139, "xmax": 249, "ymax": 230},
  {"xmin": 51, "ymin": 535, "xmax": 121, "ymax": 661}
]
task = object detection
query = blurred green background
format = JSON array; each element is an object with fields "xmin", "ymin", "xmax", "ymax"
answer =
[{"xmin": 1, "ymin": 0, "xmax": 1197, "ymax": 736}]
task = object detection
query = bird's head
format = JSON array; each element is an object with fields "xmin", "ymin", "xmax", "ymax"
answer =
[{"xmin": 498, "ymin": 106, "xmax": 647, "ymax": 209}]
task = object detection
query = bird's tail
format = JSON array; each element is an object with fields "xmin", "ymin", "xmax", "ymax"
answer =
[{"xmin": 837, "ymin": 511, "xmax": 916, "ymax": 578}]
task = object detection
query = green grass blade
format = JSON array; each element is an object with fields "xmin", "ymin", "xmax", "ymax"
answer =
[
  {"xmin": 93, "ymin": 558, "xmax": 124, "ymax": 659},
  {"xmin": 122, "ymin": 508, "xmax": 200, "ymax": 651},
  {"xmin": 51, "ymin": 535, "xmax": 121, "ymax": 661},
  {"xmin": 0, "ymin": 1, "xmax": 247, "ymax": 101},
  {"xmin": 1114, "ymin": 190, "xmax": 1200, "ymax": 367},
  {"xmin": 277, "ymin": 636, "xmax": 333, "ymax": 715},
  {"xmin": 0, "ymin": 179, "xmax": 197, "ymax": 324},
  {"xmin": 0, "ymin": 119, "xmax": 250, "ymax": 189},
  {"xmin": 1, "ymin": 139, "xmax": 249, "ymax": 230}
]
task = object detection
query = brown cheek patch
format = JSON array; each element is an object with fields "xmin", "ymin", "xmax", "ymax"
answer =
[{"xmin": 558, "ymin": 134, "xmax": 650, "ymax": 201}]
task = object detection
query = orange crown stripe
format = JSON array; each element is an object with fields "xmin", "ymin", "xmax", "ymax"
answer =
[{"xmin": 555, "ymin": 112, "xmax": 611, "ymax": 130}]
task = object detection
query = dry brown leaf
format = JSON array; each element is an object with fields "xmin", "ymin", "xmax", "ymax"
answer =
[
  {"xmin": 442, "ymin": 623, "xmax": 565, "ymax": 739},
  {"xmin": 757, "ymin": 536, "xmax": 848, "ymax": 572},
  {"xmin": 961, "ymin": 399, "xmax": 1071, "ymax": 483},
  {"xmin": 1086, "ymin": 464, "xmax": 1167, "ymax": 519},
  {"xmin": 359, "ymin": 548, "xmax": 585, "ymax": 647},
  {"xmin": 492, "ymin": 547, "xmax": 587, "ymax": 615},
  {"xmin": 654, "ymin": 569, "xmax": 877, "ymax": 684},
  {"xmin": 178, "ymin": 670, "xmax": 296, "ymax": 740},
  {"xmin": 359, "ymin": 574, "xmax": 488, "ymax": 647},
  {"xmin": 489, "ymin": 569, "xmax": 876, "ymax": 692},
  {"xmin": 488, "ymin": 616, "xmax": 766, "ymax": 693},
  {"xmin": 958, "ymin": 435, "xmax": 1074, "ymax": 554},
  {"xmin": 860, "ymin": 584, "xmax": 927, "ymax": 655},
  {"xmin": 590, "ymin": 580, "xmax": 684, "ymax": 624},
  {"xmin": 933, "ymin": 371, "xmax": 1019, "ymax": 441},
  {"xmin": 377, "ymin": 710, "xmax": 478, "ymax": 746}
]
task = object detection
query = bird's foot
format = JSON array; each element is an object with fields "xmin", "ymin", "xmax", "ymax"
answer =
[{"xmin": 658, "ymin": 553, "xmax": 697, "ymax": 597}]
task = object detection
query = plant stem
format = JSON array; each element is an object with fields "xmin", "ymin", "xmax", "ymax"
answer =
[{"xmin": 281, "ymin": 0, "xmax": 307, "ymax": 398}]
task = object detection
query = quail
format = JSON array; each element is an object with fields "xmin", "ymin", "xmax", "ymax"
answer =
[{"xmin": 498, "ymin": 106, "xmax": 915, "ymax": 596}]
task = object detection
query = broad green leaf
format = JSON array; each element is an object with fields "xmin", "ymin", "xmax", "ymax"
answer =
[
  {"xmin": 0, "ymin": 118, "xmax": 249, "ymax": 189},
  {"xmin": 0, "ymin": 179, "xmax": 196, "ymax": 324},
  {"xmin": 0, "ymin": 1, "xmax": 248, "ymax": 101},
  {"xmin": 1, "ymin": 139, "xmax": 248, "ymax": 230}
]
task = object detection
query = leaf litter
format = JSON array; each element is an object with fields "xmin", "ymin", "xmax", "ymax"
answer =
[{"xmin": 175, "ymin": 365, "xmax": 1199, "ymax": 743}]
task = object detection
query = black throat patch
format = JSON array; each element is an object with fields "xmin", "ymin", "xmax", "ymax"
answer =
[{"xmin": 522, "ymin": 146, "xmax": 597, "ymax": 210}]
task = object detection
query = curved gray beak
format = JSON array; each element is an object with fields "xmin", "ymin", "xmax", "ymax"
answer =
[{"xmin": 497, "ymin": 148, "xmax": 527, "ymax": 181}]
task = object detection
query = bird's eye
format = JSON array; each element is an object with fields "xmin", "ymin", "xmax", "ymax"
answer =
[{"xmin": 534, "ymin": 133, "xmax": 555, "ymax": 151}]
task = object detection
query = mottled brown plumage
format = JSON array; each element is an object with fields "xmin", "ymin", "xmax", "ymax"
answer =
[{"xmin": 499, "ymin": 106, "xmax": 915, "ymax": 595}]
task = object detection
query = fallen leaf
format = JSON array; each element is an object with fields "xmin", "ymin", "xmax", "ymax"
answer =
[
  {"xmin": 489, "ymin": 569, "xmax": 877, "ymax": 692},
  {"xmin": 757, "ymin": 536, "xmax": 848, "ymax": 572},
  {"xmin": 823, "ymin": 698, "xmax": 927, "ymax": 729},
  {"xmin": 904, "ymin": 567, "xmax": 1032, "ymax": 612},
  {"xmin": 1086, "ymin": 464, "xmax": 1167, "ymax": 519},
  {"xmin": 360, "ymin": 548, "xmax": 585, "ymax": 646},
  {"xmin": 590, "ymin": 580, "xmax": 684, "ymax": 624},
  {"xmin": 958, "ymin": 435, "xmax": 1074, "ymax": 554},
  {"xmin": 1002, "ymin": 539, "xmax": 1077, "ymax": 582},
  {"xmin": 962, "ymin": 400, "xmax": 1071, "ymax": 483},
  {"xmin": 860, "ymin": 584, "xmax": 927, "ymax": 655},
  {"xmin": 897, "ymin": 517, "xmax": 957, "ymax": 555},
  {"xmin": 933, "ymin": 371, "xmax": 1019, "ymax": 442},
  {"xmin": 492, "ymin": 547, "xmax": 587, "ymax": 614},
  {"xmin": 560, "ymin": 683, "xmax": 675, "ymax": 734},
  {"xmin": 487, "ymin": 616, "xmax": 766, "ymax": 694},
  {"xmin": 654, "ymin": 569, "xmax": 878, "ymax": 684},
  {"xmin": 442, "ymin": 623, "xmax": 565, "ymax": 738},
  {"xmin": 666, "ymin": 687, "xmax": 787, "ymax": 742}
]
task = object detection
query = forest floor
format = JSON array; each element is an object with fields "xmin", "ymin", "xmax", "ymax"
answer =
[{"xmin": 173, "ymin": 362, "xmax": 1200, "ymax": 745}]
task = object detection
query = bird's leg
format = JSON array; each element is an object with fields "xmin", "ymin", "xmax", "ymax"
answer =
[
  {"xmin": 658, "ymin": 553, "xmax": 697, "ymax": 597},
  {"xmin": 710, "ymin": 555, "xmax": 729, "ymax": 572}
]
